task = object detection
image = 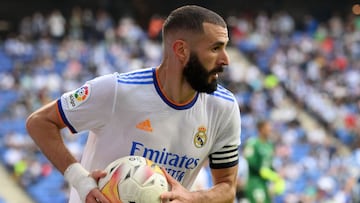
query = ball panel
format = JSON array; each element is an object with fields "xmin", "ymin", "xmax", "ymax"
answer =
[
  {"xmin": 145, "ymin": 159, "xmax": 164, "ymax": 175},
  {"xmin": 119, "ymin": 178, "xmax": 140, "ymax": 201},
  {"xmin": 98, "ymin": 156, "xmax": 169, "ymax": 203},
  {"xmin": 138, "ymin": 186, "xmax": 165, "ymax": 203},
  {"xmin": 99, "ymin": 163, "xmax": 124, "ymax": 203}
]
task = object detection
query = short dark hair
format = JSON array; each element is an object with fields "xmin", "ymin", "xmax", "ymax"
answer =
[
  {"xmin": 162, "ymin": 5, "xmax": 226, "ymax": 37},
  {"xmin": 257, "ymin": 120, "xmax": 268, "ymax": 131}
]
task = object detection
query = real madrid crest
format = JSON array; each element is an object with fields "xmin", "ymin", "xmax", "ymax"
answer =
[{"xmin": 194, "ymin": 126, "xmax": 207, "ymax": 148}]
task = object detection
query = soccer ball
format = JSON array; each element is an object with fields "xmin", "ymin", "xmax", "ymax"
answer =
[{"xmin": 98, "ymin": 156, "xmax": 169, "ymax": 203}]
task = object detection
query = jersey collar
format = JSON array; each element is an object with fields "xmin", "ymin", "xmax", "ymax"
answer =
[{"xmin": 152, "ymin": 68, "xmax": 199, "ymax": 110}]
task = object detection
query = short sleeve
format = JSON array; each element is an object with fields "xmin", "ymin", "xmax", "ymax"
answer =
[
  {"xmin": 57, "ymin": 73, "xmax": 117, "ymax": 133},
  {"xmin": 209, "ymin": 102, "xmax": 241, "ymax": 169}
]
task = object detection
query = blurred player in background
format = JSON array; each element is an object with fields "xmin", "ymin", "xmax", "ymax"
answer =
[
  {"xmin": 243, "ymin": 121, "xmax": 285, "ymax": 203},
  {"xmin": 26, "ymin": 5, "xmax": 241, "ymax": 203}
]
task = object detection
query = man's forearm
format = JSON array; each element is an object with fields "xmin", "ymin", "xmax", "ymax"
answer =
[
  {"xmin": 192, "ymin": 181, "xmax": 236, "ymax": 203},
  {"xmin": 26, "ymin": 103, "xmax": 77, "ymax": 174}
]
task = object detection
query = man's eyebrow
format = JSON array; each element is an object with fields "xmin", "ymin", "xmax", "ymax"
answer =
[{"xmin": 211, "ymin": 41, "xmax": 227, "ymax": 47}]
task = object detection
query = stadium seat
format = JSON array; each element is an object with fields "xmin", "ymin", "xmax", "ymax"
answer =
[
  {"xmin": 27, "ymin": 170, "xmax": 67, "ymax": 203},
  {"xmin": 290, "ymin": 144, "xmax": 310, "ymax": 162},
  {"xmin": 0, "ymin": 48, "xmax": 13, "ymax": 73}
]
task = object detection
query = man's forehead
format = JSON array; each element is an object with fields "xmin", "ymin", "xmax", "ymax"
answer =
[{"xmin": 202, "ymin": 22, "xmax": 229, "ymax": 44}]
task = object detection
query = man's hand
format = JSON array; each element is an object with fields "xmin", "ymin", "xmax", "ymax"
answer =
[
  {"xmin": 86, "ymin": 170, "xmax": 110, "ymax": 203},
  {"xmin": 160, "ymin": 168, "xmax": 194, "ymax": 203},
  {"xmin": 160, "ymin": 165, "xmax": 238, "ymax": 203}
]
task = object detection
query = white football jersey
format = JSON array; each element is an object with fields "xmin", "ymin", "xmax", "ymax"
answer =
[{"xmin": 58, "ymin": 68, "xmax": 241, "ymax": 203}]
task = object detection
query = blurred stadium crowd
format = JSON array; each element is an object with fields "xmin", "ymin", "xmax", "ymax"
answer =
[{"xmin": 0, "ymin": 6, "xmax": 359, "ymax": 203}]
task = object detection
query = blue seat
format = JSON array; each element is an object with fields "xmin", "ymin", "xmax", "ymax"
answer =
[
  {"xmin": 290, "ymin": 144, "xmax": 310, "ymax": 162},
  {"xmin": 54, "ymin": 60, "xmax": 67, "ymax": 74},
  {"xmin": 27, "ymin": 170, "xmax": 67, "ymax": 203},
  {"xmin": 0, "ymin": 119, "xmax": 27, "ymax": 135},
  {"xmin": 335, "ymin": 128, "xmax": 354, "ymax": 145},
  {"xmin": 292, "ymin": 178, "xmax": 307, "ymax": 193},
  {"xmin": 0, "ymin": 90, "xmax": 19, "ymax": 114},
  {"xmin": 0, "ymin": 49, "xmax": 13, "ymax": 73}
]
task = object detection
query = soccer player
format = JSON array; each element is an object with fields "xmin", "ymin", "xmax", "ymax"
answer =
[
  {"xmin": 243, "ymin": 121, "xmax": 285, "ymax": 203},
  {"xmin": 26, "ymin": 5, "xmax": 241, "ymax": 203}
]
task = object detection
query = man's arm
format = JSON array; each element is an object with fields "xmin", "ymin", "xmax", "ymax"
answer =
[
  {"xmin": 26, "ymin": 100, "xmax": 109, "ymax": 203},
  {"xmin": 197, "ymin": 165, "xmax": 238, "ymax": 203},
  {"xmin": 160, "ymin": 165, "xmax": 238, "ymax": 203},
  {"xmin": 26, "ymin": 100, "xmax": 76, "ymax": 173}
]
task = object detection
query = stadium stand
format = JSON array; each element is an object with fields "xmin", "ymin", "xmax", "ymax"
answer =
[
  {"xmin": 0, "ymin": 164, "xmax": 34, "ymax": 203},
  {"xmin": 0, "ymin": 6, "xmax": 359, "ymax": 203}
]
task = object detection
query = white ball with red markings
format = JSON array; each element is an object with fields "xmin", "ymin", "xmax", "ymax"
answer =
[{"xmin": 98, "ymin": 156, "xmax": 169, "ymax": 203}]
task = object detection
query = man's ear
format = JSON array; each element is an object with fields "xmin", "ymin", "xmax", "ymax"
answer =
[{"xmin": 172, "ymin": 39, "xmax": 190, "ymax": 65}]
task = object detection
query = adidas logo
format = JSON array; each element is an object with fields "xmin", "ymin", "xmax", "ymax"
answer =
[{"xmin": 136, "ymin": 119, "xmax": 153, "ymax": 132}]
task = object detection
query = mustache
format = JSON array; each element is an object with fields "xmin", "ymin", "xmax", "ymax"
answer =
[{"xmin": 209, "ymin": 66, "xmax": 224, "ymax": 75}]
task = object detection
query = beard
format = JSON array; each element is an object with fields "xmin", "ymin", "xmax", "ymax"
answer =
[{"xmin": 183, "ymin": 52, "xmax": 224, "ymax": 94}]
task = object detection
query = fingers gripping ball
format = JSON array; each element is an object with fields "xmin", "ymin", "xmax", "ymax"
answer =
[{"xmin": 98, "ymin": 156, "xmax": 169, "ymax": 203}]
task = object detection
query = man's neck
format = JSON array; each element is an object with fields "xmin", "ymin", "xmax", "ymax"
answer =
[{"xmin": 156, "ymin": 65, "xmax": 196, "ymax": 104}]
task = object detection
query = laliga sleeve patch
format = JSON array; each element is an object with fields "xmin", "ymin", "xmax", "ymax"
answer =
[{"xmin": 64, "ymin": 84, "xmax": 91, "ymax": 110}]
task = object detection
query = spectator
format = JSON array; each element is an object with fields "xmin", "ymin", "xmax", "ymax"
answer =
[
  {"xmin": 47, "ymin": 10, "xmax": 66, "ymax": 41},
  {"xmin": 69, "ymin": 7, "xmax": 83, "ymax": 40},
  {"xmin": 32, "ymin": 12, "xmax": 47, "ymax": 40},
  {"xmin": 19, "ymin": 16, "xmax": 32, "ymax": 39}
]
